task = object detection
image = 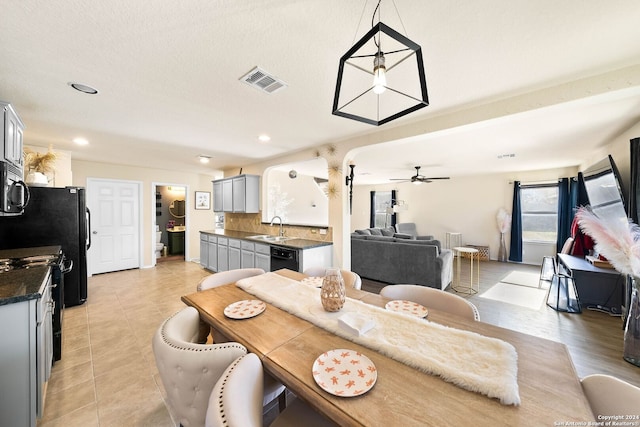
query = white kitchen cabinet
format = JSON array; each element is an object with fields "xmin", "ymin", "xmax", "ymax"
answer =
[
  {"xmin": 212, "ymin": 175, "xmax": 260, "ymax": 213},
  {"xmin": 1, "ymin": 101, "xmax": 24, "ymax": 170},
  {"xmin": 299, "ymin": 245, "xmax": 333, "ymax": 273},
  {"xmin": 228, "ymin": 238, "xmax": 241, "ymax": 270},
  {"xmin": 255, "ymin": 243, "xmax": 270, "ymax": 272},
  {"xmin": 240, "ymin": 240, "xmax": 255, "ymax": 268}
]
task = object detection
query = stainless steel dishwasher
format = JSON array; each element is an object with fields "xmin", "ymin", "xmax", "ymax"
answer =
[{"xmin": 270, "ymin": 246, "xmax": 298, "ymax": 271}]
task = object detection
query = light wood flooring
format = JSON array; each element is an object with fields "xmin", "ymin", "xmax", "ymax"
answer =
[{"xmin": 38, "ymin": 259, "xmax": 639, "ymax": 426}]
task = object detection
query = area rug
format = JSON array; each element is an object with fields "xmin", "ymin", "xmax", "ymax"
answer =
[
  {"xmin": 500, "ymin": 271, "xmax": 541, "ymax": 288},
  {"xmin": 480, "ymin": 282, "xmax": 548, "ymax": 310}
]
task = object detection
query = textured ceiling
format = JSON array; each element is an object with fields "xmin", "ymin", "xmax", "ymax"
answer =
[{"xmin": 1, "ymin": 0, "xmax": 640, "ymax": 184}]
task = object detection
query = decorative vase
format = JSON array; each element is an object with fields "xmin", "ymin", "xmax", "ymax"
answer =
[
  {"xmin": 623, "ymin": 277, "xmax": 640, "ymax": 367},
  {"xmin": 25, "ymin": 170, "xmax": 49, "ymax": 186},
  {"xmin": 320, "ymin": 268, "xmax": 346, "ymax": 312},
  {"xmin": 498, "ymin": 233, "xmax": 508, "ymax": 262}
]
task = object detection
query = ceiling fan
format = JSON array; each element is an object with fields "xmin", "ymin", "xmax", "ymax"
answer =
[{"xmin": 390, "ymin": 166, "xmax": 450, "ymax": 184}]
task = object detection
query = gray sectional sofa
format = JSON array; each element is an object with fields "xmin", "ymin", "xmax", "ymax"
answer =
[{"xmin": 351, "ymin": 227, "xmax": 453, "ymax": 290}]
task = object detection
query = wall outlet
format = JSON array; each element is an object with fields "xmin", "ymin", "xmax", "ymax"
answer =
[{"xmin": 319, "ymin": 228, "xmax": 327, "ymax": 235}]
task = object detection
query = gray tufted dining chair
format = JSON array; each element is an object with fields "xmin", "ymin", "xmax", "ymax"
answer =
[{"xmin": 152, "ymin": 307, "xmax": 285, "ymax": 426}]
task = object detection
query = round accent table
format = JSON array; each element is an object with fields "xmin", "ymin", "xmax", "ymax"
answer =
[{"xmin": 453, "ymin": 247, "xmax": 480, "ymax": 295}]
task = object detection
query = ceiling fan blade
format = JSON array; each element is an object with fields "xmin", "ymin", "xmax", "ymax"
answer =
[{"xmin": 423, "ymin": 177, "xmax": 450, "ymax": 180}]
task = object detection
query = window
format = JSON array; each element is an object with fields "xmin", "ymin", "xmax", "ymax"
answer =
[{"xmin": 520, "ymin": 184, "xmax": 558, "ymax": 242}]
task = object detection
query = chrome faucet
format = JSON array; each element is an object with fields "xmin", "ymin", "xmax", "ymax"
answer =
[{"xmin": 270, "ymin": 216, "xmax": 284, "ymax": 237}]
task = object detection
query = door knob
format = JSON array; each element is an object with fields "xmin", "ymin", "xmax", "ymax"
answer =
[{"xmin": 92, "ymin": 231, "xmax": 98, "ymax": 234}]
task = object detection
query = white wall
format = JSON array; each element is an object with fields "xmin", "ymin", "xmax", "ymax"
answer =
[{"xmin": 266, "ymin": 170, "xmax": 328, "ymax": 225}]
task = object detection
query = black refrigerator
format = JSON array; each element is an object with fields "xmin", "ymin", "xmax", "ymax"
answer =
[{"xmin": 0, "ymin": 186, "xmax": 90, "ymax": 306}]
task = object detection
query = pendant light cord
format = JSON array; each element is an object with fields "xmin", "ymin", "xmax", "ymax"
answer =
[
  {"xmin": 391, "ymin": 0, "xmax": 409, "ymax": 36},
  {"xmin": 351, "ymin": 0, "xmax": 370, "ymax": 45}
]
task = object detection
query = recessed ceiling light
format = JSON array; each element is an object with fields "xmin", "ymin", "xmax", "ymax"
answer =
[
  {"xmin": 73, "ymin": 137, "xmax": 89, "ymax": 146},
  {"xmin": 258, "ymin": 134, "xmax": 271, "ymax": 142},
  {"xmin": 198, "ymin": 155, "xmax": 211, "ymax": 164},
  {"xmin": 68, "ymin": 82, "xmax": 99, "ymax": 94}
]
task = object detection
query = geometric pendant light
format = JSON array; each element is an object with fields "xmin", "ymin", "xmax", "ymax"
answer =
[{"xmin": 332, "ymin": 17, "xmax": 429, "ymax": 126}]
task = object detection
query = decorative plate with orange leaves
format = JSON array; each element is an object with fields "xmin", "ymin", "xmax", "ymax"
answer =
[
  {"xmin": 223, "ymin": 300, "xmax": 266, "ymax": 319},
  {"xmin": 385, "ymin": 300, "xmax": 429, "ymax": 318},
  {"xmin": 312, "ymin": 349, "xmax": 377, "ymax": 397}
]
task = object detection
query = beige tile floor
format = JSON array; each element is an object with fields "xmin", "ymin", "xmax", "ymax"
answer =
[{"xmin": 38, "ymin": 261, "xmax": 209, "ymax": 426}]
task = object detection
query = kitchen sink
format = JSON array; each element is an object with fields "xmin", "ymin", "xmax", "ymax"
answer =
[{"xmin": 247, "ymin": 235, "xmax": 296, "ymax": 243}]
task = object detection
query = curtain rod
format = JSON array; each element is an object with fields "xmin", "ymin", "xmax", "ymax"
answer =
[{"xmin": 508, "ymin": 177, "xmax": 577, "ymax": 185}]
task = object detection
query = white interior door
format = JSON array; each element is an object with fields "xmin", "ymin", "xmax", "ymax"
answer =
[{"xmin": 87, "ymin": 179, "xmax": 141, "ymax": 274}]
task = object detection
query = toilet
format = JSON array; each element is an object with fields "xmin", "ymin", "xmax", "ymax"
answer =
[{"xmin": 155, "ymin": 230, "xmax": 165, "ymax": 258}]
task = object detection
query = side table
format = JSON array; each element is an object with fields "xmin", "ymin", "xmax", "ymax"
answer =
[{"xmin": 453, "ymin": 246, "xmax": 480, "ymax": 295}]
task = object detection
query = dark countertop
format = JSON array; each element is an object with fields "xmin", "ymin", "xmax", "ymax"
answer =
[
  {"xmin": 0, "ymin": 246, "xmax": 60, "ymax": 306},
  {"xmin": 0, "ymin": 245, "xmax": 62, "ymax": 259},
  {"xmin": 200, "ymin": 229, "xmax": 332, "ymax": 250},
  {"xmin": 0, "ymin": 266, "xmax": 50, "ymax": 306}
]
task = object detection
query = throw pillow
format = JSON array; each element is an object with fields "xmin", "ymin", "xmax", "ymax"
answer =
[
  {"xmin": 381, "ymin": 227, "xmax": 396, "ymax": 237},
  {"xmin": 354, "ymin": 229, "xmax": 371, "ymax": 235},
  {"xmin": 368, "ymin": 228, "xmax": 383, "ymax": 236}
]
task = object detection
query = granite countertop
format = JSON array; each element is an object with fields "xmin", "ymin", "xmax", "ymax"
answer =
[
  {"xmin": 0, "ymin": 266, "xmax": 50, "ymax": 306},
  {"xmin": 200, "ymin": 229, "xmax": 332, "ymax": 250}
]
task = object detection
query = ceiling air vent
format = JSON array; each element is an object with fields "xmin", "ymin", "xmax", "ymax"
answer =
[{"xmin": 240, "ymin": 67, "xmax": 287, "ymax": 94}]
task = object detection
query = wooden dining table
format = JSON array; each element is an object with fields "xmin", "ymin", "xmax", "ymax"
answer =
[{"xmin": 181, "ymin": 269, "xmax": 594, "ymax": 426}]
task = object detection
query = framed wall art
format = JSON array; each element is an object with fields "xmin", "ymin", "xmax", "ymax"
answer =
[{"xmin": 195, "ymin": 191, "xmax": 211, "ymax": 210}]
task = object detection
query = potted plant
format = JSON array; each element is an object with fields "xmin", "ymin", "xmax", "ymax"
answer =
[{"xmin": 23, "ymin": 146, "xmax": 57, "ymax": 186}]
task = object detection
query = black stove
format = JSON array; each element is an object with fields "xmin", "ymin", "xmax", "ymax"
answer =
[{"xmin": 0, "ymin": 246, "xmax": 70, "ymax": 362}]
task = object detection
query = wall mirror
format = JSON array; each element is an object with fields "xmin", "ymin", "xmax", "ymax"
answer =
[
  {"xmin": 169, "ymin": 199, "xmax": 186, "ymax": 218},
  {"xmin": 262, "ymin": 157, "xmax": 329, "ymax": 226}
]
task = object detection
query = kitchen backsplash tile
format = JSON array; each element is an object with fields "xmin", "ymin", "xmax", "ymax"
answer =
[{"xmin": 224, "ymin": 212, "xmax": 332, "ymax": 242}]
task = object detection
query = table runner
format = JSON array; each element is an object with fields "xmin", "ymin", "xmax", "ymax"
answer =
[{"xmin": 237, "ymin": 272, "xmax": 520, "ymax": 405}]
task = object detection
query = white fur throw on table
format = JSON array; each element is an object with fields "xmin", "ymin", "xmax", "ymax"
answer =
[{"xmin": 237, "ymin": 272, "xmax": 520, "ymax": 405}]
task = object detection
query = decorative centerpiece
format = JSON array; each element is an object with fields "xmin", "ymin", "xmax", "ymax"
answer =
[
  {"xmin": 576, "ymin": 207, "xmax": 640, "ymax": 367},
  {"xmin": 24, "ymin": 146, "xmax": 57, "ymax": 186},
  {"xmin": 496, "ymin": 208, "xmax": 511, "ymax": 262},
  {"xmin": 320, "ymin": 268, "xmax": 346, "ymax": 312}
]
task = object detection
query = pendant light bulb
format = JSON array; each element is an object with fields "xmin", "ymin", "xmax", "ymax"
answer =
[{"xmin": 373, "ymin": 52, "xmax": 387, "ymax": 94}]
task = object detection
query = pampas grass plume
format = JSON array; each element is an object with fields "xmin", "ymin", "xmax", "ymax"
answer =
[{"xmin": 575, "ymin": 207, "xmax": 640, "ymax": 276}]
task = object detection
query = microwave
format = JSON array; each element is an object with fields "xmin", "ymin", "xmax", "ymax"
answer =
[{"xmin": 0, "ymin": 161, "xmax": 29, "ymax": 216}]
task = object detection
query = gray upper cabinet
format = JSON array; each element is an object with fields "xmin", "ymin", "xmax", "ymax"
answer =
[
  {"xmin": 213, "ymin": 181, "xmax": 223, "ymax": 212},
  {"xmin": 1, "ymin": 101, "xmax": 24, "ymax": 170},
  {"xmin": 212, "ymin": 174, "xmax": 260, "ymax": 213}
]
